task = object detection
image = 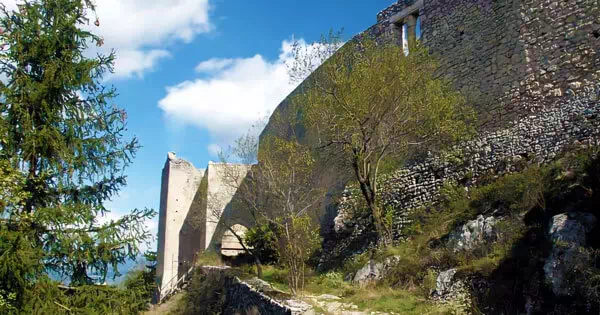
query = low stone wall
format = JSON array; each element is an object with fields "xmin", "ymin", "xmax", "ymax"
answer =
[
  {"xmin": 201, "ymin": 266, "xmax": 311, "ymax": 315},
  {"xmin": 319, "ymin": 85, "xmax": 600, "ymax": 270}
]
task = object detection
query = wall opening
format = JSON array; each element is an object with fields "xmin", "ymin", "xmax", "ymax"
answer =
[
  {"xmin": 221, "ymin": 224, "xmax": 250, "ymax": 257},
  {"xmin": 396, "ymin": 12, "xmax": 421, "ymax": 56}
]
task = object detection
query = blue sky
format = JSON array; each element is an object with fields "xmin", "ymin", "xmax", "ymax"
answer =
[{"xmin": 7, "ymin": 0, "xmax": 397, "ymax": 251}]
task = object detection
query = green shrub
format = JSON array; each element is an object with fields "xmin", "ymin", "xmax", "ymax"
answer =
[
  {"xmin": 195, "ymin": 251, "xmax": 222, "ymax": 266},
  {"xmin": 245, "ymin": 223, "xmax": 280, "ymax": 265},
  {"xmin": 172, "ymin": 268, "xmax": 230, "ymax": 315}
]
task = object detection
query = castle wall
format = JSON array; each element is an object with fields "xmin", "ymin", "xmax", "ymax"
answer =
[
  {"xmin": 205, "ymin": 162, "xmax": 254, "ymax": 251},
  {"xmin": 256, "ymin": 0, "xmax": 600, "ymax": 268},
  {"xmin": 373, "ymin": 0, "xmax": 600, "ymax": 125},
  {"xmin": 320, "ymin": 86, "xmax": 600, "ymax": 269},
  {"xmin": 156, "ymin": 152, "xmax": 204, "ymax": 294},
  {"xmin": 157, "ymin": 158, "xmax": 255, "ymax": 300}
]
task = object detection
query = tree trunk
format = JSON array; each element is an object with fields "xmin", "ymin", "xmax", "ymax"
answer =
[
  {"xmin": 353, "ymin": 160, "xmax": 393, "ymax": 246},
  {"xmin": 228, "ymin": 226, "xmax": 263, "ymax": 278}
]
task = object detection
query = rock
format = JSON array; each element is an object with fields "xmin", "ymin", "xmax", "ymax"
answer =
[
  {"xmin": 284, "ymin": 299, "xmax": 314, "ymax": 315},
  {"xmin": 448, "ymin": 215, "xmax": 498, "ymax": 251},
  {"xmin": 245, "ymin": 277, "xmax": 274, "ymax": 292},
  {"xmin": 352, "ymin": 260, "xmax": 384, "ymax": 285},
  {"xmin": 352, "ymin": 256, "xmax": 400, "ymax": 286},
  {"xmin": 316, "ymin": 294, "xmax": 341, "ymax": 300},
  {"xmin": 432, "ymin": 268, "xmax": 472, "ymax": 312},
  {"xmin": 543, "ymin": 212, "xmax": 596, "ymax": 296},
  {"xmin": 433, "ymin": 269, "xmax": 457, "ymax": 297}
]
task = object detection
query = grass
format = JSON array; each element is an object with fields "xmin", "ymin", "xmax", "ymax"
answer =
[
  {"xmin": 342, "ymin": 287, "xmax": 455, "ymax": 314},
  {"xmin": 194, "ymin": 251, "xmax": 222, "ymax": 266},
  {"xmin": 254, "ymin": 265, "xmax": 454, "ymax": 314},
  {"xmin": 176, "ymin": 148, "xmax": 600, "ymax": 313}
]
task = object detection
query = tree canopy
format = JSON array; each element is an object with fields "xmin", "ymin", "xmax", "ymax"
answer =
[
  {"xmin": 290, "ymin": 36, "xmax": 474, "ymax": 244},
  {"xmin": 0, "ymin": 0, "xmax": 155, "ymax": 311}
]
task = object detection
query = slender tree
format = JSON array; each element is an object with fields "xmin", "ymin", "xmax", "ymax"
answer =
[
  {"xmin": 218, "ymin": 110, "xmax": 325, "ymax": 294},
  {"xmin": 289, "ymin": 36, "xmax": 474, "ymax": 245},
  {"xmin": 0, "ymin": 0, "xmax": 155, "ymax": 309}
]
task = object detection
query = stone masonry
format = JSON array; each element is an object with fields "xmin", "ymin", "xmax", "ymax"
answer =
[
  {"xmin": 320, "ymin": 85, "xmax": 600, "ymax": 269},
  {"xmin": 156, "ymin": 154, "xmax": 254, "ymax": 300},
  {"xmin": 258, "ymin": 0, "xmax": 600, "ymax": 268}
]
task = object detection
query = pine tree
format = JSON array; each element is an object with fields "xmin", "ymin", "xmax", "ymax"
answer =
[{"xmin": 0, "ymin": 0, "xmax": 155, "ymax": 309}]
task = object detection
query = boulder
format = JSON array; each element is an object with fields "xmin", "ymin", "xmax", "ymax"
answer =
[
  {"xmin": 434, "ymin": 269, "xmax": 457, "ymax": 297},
  {"xmin": 352, "ymin": 256, "xmax": 400, "ymax": 286},
  {"xmin": 448, "ymin": 215, "xmax": 498, "ymax": 251},
  {"xmin": 432, "ymin": 268, "xmax": 472, "ymax": 312},
  {"xmin": 543, "ymin": 212, "xmax": 596, "ymax": 296}
]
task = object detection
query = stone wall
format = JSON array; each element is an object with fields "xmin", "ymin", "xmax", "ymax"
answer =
[
  {"xmin": 201, "ymin": 267, "xmax": 311, "ymax": 315},
  {"xmin": 319, "ymin": 86, "xmax": 600, "ymax": 269},
  {"xmin": 370, "ymin": 0, "xmax": 600, "ymax": 126},
  {"xmin": 156, "ymin": 157, "xmax": 255, "ymax": 301},
  {"xmin": 156, "ymin": 152, "xmax": 204, "ymax": 295},
  {"xmin": 253, "ymin": 0, "xmax": 600, "ymax": 270}
]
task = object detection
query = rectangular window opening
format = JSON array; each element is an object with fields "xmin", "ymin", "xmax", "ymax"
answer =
[
  {"xmin": 416, "ymin": 15, "xmax": 422, "ymax": 40},
  {"xmin": 402, "ymin": 23, "xmax": 409, "ymax": 56}
]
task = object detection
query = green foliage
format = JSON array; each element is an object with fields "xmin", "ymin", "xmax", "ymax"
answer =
[
  {"xmin": 275, "ymin": 214, "xmax": 321, "ymax": 294},
  {"xmin": 171, "ymin": 268, "xmax": 232, "ymax": 315},
  {"xmin": 0, "ymin": 289, "xmax": 17, "ymax": 313},
  {"xmin": 245, "ymin": 223, "xmax": 280, "ymax": 265},
  {"xmin": 291, "ymin": 34, "xmax": 475, "ymax": 244},
  {"xmin": 342, "ymin": 287, "xmax": 456, "ymax": 314},
  {"xmin": 370, "ymin": 164, "xmax": 546, "ymax": 295},
  {"xmin": 0, "ymin": 0, "xmax": 155, "ymax": 312},
  {"xmin": 120, "ymin": 251, "xmax": 158, "ymax": 311},
  {"xmin": 195, "ymin": 251, "xmax": 222, "ymax": 267}
]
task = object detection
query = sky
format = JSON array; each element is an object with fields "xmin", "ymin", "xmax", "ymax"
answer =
[{"xmin": 4, "ymin": 0, "xmax": 397, "ymax": 253}]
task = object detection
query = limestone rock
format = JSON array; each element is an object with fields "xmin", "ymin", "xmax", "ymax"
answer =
[
  {"xmin": 352, "ymin": 260, "xmax": 384, "ymax": 285},
  {"xmin": 352, "ymin": 256, "xmax": 400, "ymax": 286},
  {"xmin": 432, "ymin": 268, "xmax": 472, "ymax": 313},
  {"xmin": 448, "ymin": 215, "xmax": 498, "ymax": 251},
  {"xmin": 543, "ymin": 212, "xmax": 596, "ymax": 296},
  {"xmin": 434, "ymin": 269, "xmax": 458, "ymax": 297}
]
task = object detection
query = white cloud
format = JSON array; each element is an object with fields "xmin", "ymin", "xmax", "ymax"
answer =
[
  {"xmin": 195, "ymin": 58, "xmax": 234, "ymax": 73},
  {"xmin": 109, "ymin": 49, "xmax": 171, "ymax": 80},
  {"xmin": 93, "ymin": 0, "xmax": 211, "ymax": 79},
  {"xmin": 158, "ymin": 39, "xmax": 339, "ymax": 156},
  {"xmin": 2, "ymin": 0, "xmax": 211, "ymax": 80}
]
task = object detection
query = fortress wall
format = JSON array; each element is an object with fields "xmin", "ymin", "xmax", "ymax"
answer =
[
  {"xmin": 319, "ymin": 85, "xmax": 600, "ymax": 270},
  {"xmin": 371, "ymin": 0, "xmax": 600, "ymax": 126},
  {"xmin": 205, "ymin": 162, "xmax": 254, "ymax": 251},
  {"xmin": 313, "ymin": 0, "xmax": 600, "ymax": 267},
  {"xmin": 156, "ymin": 153, "xmax": 203, "ymax": 293}
]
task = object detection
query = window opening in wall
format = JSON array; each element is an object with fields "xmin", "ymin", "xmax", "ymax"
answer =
[
  {"xmin": 402, "ymin": 23, "xmax": 409, "ymax": 56},
  {"xmin": 416, "ymin": 15, "xmax": 422, "ymax": 40}
]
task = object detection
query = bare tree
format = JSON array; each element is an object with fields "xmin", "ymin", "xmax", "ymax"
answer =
[{"xmin": 217, "ymin": 110, "xmax": 326, "ymax": 294}]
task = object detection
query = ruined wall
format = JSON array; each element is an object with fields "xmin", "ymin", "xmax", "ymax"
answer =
[
  {"xmin": 319, "ymin": 85, "xmax": 600, "ymax": 269},
  {"xmin": 254, "ymin": 0, "xmax": 600, "ymax": 268},
  {"xmin": 373, "ymin": 0, "xmax": 600, "ymax": 125},
  {"xmin": 157, "ymin": 158, "xmax": 255, "ymax": 300},
  {"xmin": 204, "ymin": 162, "xmax": 255, "ymax": 252},
  {"xmin": 156, "ymin": 152, "xmax": 204, "ymax": 294},
  {"xmin": 198, "ymin": 266, "xmax": 312, "ymax": 315}
]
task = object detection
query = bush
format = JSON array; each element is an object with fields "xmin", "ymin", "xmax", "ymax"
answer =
[
  {"xmin": 245, "ymin": 223, "xmax": 280, "ymax": 265},
  {"xmin": 172, "ymin": 268, "xmax": 229, "ymax": 315},
  {"xmin": 195, "ymin": 251, "xmax": 222, "ymax": 266}
]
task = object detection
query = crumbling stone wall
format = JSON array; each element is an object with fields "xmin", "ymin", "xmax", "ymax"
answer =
[
  {"xmin": 257, "ymin": 0, "xmax": 600, "ymax": 269},
  {"xmin": 319, "ymin": 86, "xmax": 600, "ymax": 269},
  {"xmin": 200, "ymin": 267, "xmax": 311, "ymax": 315},
  {"xmin": 371, "ymin": 0, "xmax": 600, "ymax": 126}
]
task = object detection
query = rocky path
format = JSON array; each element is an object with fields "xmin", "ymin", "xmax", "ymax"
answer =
[{"xmin": 304, "ymin": 294, "xmax": 395, "ymax": 315}]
